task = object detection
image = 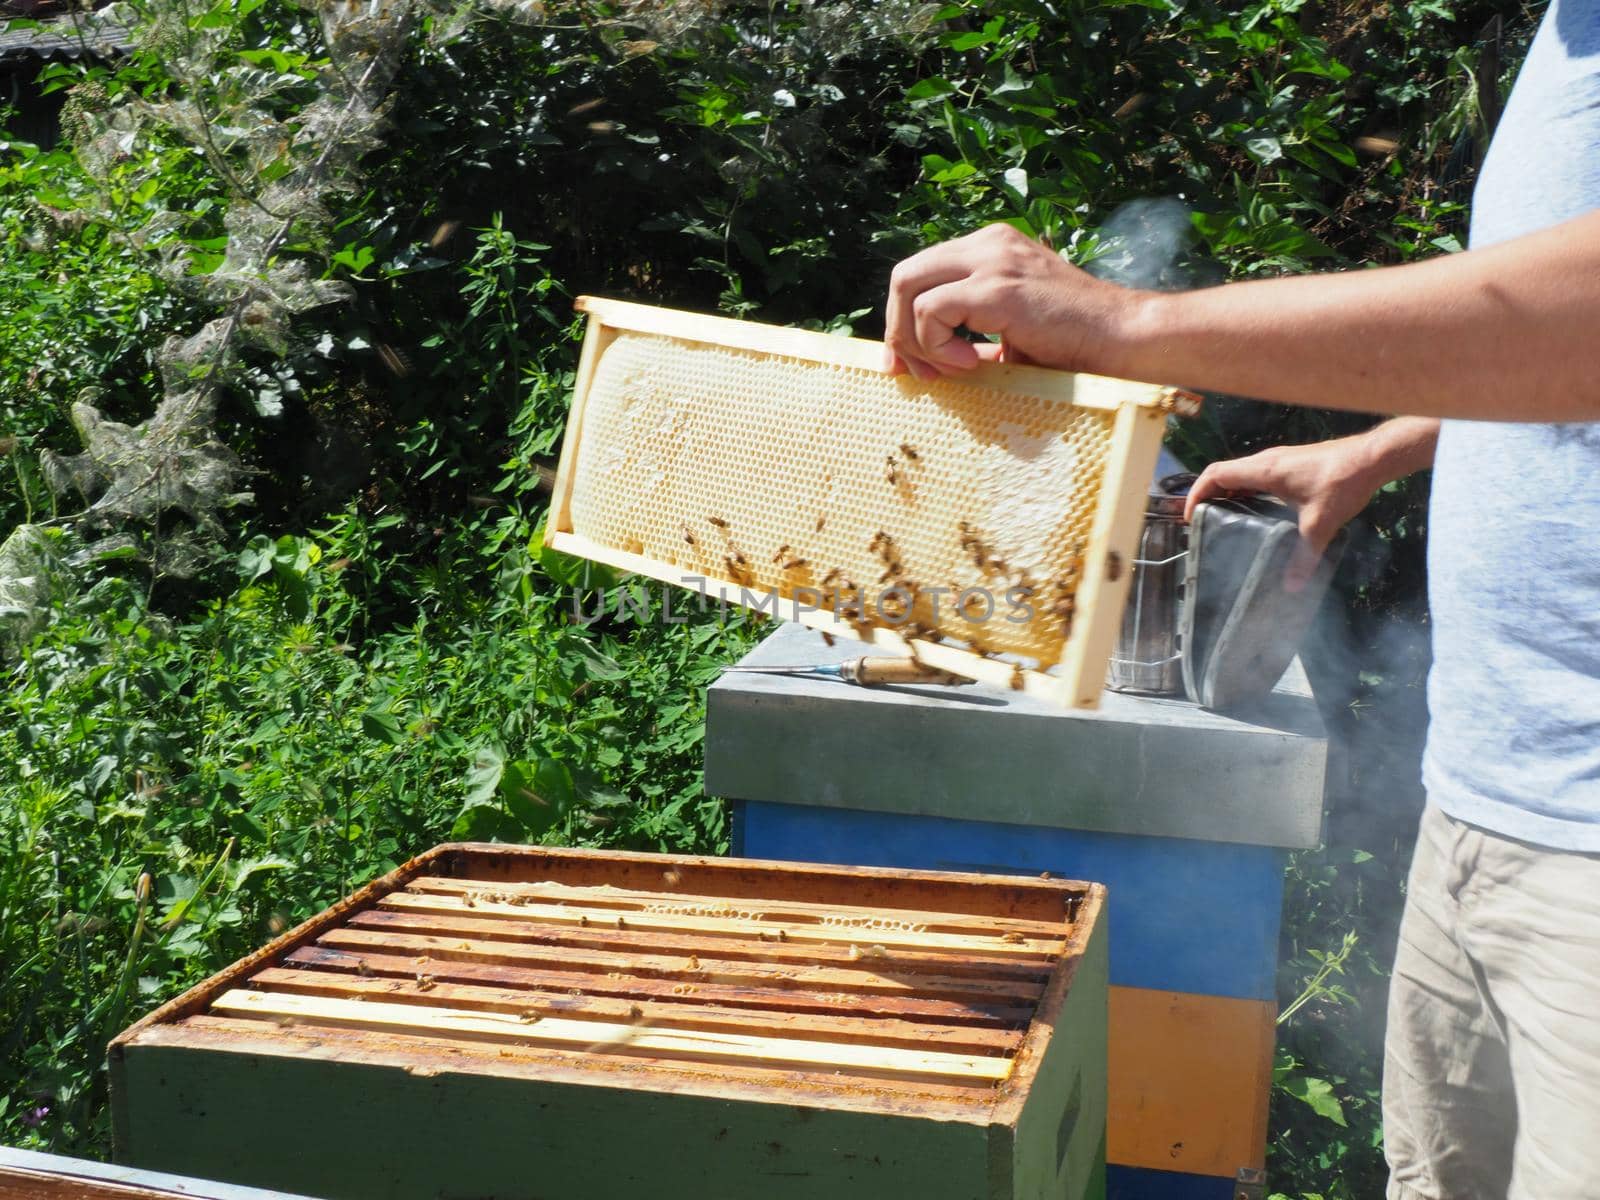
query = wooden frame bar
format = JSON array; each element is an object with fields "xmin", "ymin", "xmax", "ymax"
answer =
[{"xmin": 544, "ymin": 297, "xmax": 1182, "ymax": 709}]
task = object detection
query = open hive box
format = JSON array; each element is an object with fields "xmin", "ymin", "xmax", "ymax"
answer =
[
  {"xmin": 547, "ymin": 298, "xmax": 1194, "ymax": 708},
  {"xmin": 112, "ymin": 845, "xmax": 1108, "ymax": 1200}
]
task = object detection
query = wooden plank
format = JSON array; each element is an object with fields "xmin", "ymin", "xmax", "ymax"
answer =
[
  {"xmin": 411, "ymin": 875, "xmax": 1070, "ymax": 938},
  {"xmin": 284, "ymin": 945, "xmax": 1035, "ymax": 1027},
  {"xmin": 381, "ymin": 887, "xmax": 1063, "ymax": 958},
  {"xmin": 1106, "ymin": 986, "xmax": 1276, "ymax": 1177},
  {"xmin": 572, "ymin": 295, "xmax": 1158, "ymax": 414},
  {"xmin": 212, "ymin": 989, "xmax": 1015, "ymax": 1084},
  {"xmin": 247, "ymin": 967, "xmax": 1023, "ymax": 1057},
  {"xmin": 1055, "ymin": 400, "xmax": 1167, "ymax": 708},
  {"xmin": 346, "ymin": 906, "xmax": 1053, "ymax": 982},
  {"xmin": 548, "ymin": 315, "xmax": 616, "ymax": 536},
  {"xmin": 171, "ymin": 1014, "xmax": 999, "ymax": 1108},
  {"xmin": 435, "ymin": 842, "xmax": 1092, "ymax": 924},
  {"xmin": 312, "ymin": 926, "xmax": 1044, "ymax": 1006},
  {"xmin": 0, "ymin": 1171, "xmax": 177, "ymax": 1200}
]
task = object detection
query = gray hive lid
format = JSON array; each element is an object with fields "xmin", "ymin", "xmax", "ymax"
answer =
[{"xmin": 706, "ymin": 622, "xmax": 1328, "ymax": 850}]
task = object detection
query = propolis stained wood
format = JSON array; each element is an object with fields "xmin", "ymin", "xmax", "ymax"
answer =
[{"xmin": 111, "ymin": 844, "xmax": 1108, "ymax": 1200}]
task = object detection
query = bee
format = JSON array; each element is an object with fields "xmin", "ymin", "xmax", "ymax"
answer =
[
  {"xmin": 1106, "ymin": 551, "xmax": 1124, "ymax": 582},
  {"xmin": 519, "ymin": 1010, "xmax": 542, "ymax": 1023},
  {"xmin": 820, "ymin": 631, "xmax": 836, "ymax": 647},
  {"xmin": 868, "ymin": 530, "xmax": 887, "ymax": 554},
  {"xmin": 415, "ymin": 973, "xmax": 436, "ymax": 991},
  {"xmin": 462, "ymin": 892, "xmax": 476, "ymax": 908},
  {"xmin": 682, "ymin": 525, "xmax": 697, "ymax": 546},
  {"xmin": 988, "ymin": 558, "xmax": 1009, "ymax": 575},
  {"xmin": 899, "ymin": 442, "xmax": 920, "ymax": 462},
  {"xmin": 628, "ymin": 1003, "xmax": 645, "ymax": 1021},
  {"xmin": 877, "ymin": 567, "xmax": 895, "ymax": 584},
  {"xmin": 1002, "ymin": 932, "xmax": 1026, "ymax": 945},
  {"xmin": 864, "ymin": 944, "xmax": 890, "ymax": 959},
  {"xmin": 847, "ymin": 945, "xmax": 862, "ymax": 961},
  {"xmin": 578, "ymin": 914, "xmax": 590, "ymax": 926},
  {"xmin": 1052, "ymin": 598, "xmax": 1075, "ymax": 620},
  {"xmin": 815, "ymin": 515, "xmax": 826, "ymax": 532},
  {"xmin": 1010, "ymin": 664, "xmax": 1026, "ymax": 691},
  {"xmin": 732, "ymin": 550, "xmax": 748, "ymax": 566},
  {"xmin": 771, "ymin": 544, "xmax": 791, "ymax": 563},
  {"xmin": 820, "ymin": 567, "xmax": 840, "ymax": 587},
  {"xmin": 885, "ymin": 461, "xmax": 899, "ymax": 486},
  {"xmin": 662, "ymin": 868, "xmax": 683, "ymax": 887},
  {"xmin": 615, "ymin": 915, "xmax": 627, "ymax": 929},
  {"xmin": 707, "ymin": 516, "xmax": 728, "ymax": 529},
  {"xmin": 776, "ymin": 929, "xmax": 788, "ymax": 942},
  {"xmin": 687, "ymin": 956, "xmax": 701, "ymax": 971},
  {"xmin": 783, "ymin": 558, "xmax": 808, "ymax": 571}
]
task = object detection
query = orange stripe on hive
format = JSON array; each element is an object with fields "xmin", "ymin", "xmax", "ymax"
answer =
[{"xmin": 1107, "ymin": 985, "xmax": 1276, "ymax": 1179}]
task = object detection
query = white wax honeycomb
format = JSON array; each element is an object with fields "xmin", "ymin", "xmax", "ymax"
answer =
[{"xmin": 567, "ymin": 331, "xmax": 1117, "ymax": 664}]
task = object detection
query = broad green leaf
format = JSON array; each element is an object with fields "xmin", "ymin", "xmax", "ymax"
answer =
[
  {"xmin": 360, "ymin": 709, "xmax": 404, "ymax": 745},
  {"xmin": 462, "ymin": 746, "xmax": 505, "ymax": 807},
  {"xmin": 1281, "ymin": 1073, "xmax": 1347, "ymax": 1126}
]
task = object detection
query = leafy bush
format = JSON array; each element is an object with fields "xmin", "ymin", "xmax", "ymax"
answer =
[{"xmin": 0, "ymin": 1, "xmax": 1533, "ymax": 1193}]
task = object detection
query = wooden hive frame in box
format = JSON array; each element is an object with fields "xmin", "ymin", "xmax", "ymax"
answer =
[
  {"xmin": 111, "ymin": 845, "xmax": 1108, "ymax": 1200},
  {"xmin": 546, "ymin": 297, "xmax": 1195, "ymax": 708}
]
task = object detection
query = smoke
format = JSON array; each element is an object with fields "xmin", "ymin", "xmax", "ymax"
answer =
[
  {"xmin": 1082, "ymin": 196, "xmax": 1222, "ymax": 292},
  {"xmin": 1077, "ymin": 198, "xmax": 1435, "ymax": 1095}
]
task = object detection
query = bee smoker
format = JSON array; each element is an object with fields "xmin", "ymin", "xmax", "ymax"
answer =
[
  {"xmin": 1106, "ymin": 478, "xmax": 1188, "ymax": 696},
  {"xmin": 1107, "ymin": 472, "xmax": 1345, "ymax": 710}
]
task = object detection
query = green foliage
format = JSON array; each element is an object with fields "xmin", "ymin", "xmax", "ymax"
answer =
[
  {"xmin": 0, "ymin": 0, "xmax": 1534, "ymax": 1191},
  {"xmin": 0, "ymin": 504, "xmax": 759, "ymax": 1149}
]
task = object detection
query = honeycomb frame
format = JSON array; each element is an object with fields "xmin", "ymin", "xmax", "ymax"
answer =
[{"xmin": 546, "ymin": 296, "xmax": 1180, "ymax": 708}]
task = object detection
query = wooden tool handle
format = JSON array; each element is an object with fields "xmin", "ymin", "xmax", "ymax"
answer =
[{"xmin": 844, "ymin": 657, "xmax": 972, "ymax": 687}]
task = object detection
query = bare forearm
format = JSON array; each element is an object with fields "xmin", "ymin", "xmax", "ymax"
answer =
[
  {"xmin": 1352, "ymin": 416, "xmax": 1439, "ymax": 486},
  {"xmin": 1109, "ymin": 210, "xmax": 1600, "ymax": 421}
]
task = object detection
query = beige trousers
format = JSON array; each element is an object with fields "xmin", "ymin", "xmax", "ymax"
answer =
[{"xmin": 1385, "ymin": 803, "xmax": 1600, "ymax": 1200}]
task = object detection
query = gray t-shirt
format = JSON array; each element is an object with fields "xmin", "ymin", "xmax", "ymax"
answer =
[{"xmin": 1424, "ymin": 0, "xmax": 1600, "ymax": 849}]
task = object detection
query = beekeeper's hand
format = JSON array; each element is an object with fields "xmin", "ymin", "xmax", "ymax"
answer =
[
  {"xmin": 1184, "ymin": 417, "xmax": 1440, "ymax": 591},
  {"xmin": 882, "ymin": 224, "xmax": 1136, "ymax": 380}
]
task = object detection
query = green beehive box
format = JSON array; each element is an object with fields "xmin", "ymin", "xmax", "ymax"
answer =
[{"xmin": 110, "ymin": 844, "xmax": 1106, "ymax": 1200}]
